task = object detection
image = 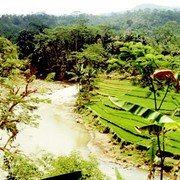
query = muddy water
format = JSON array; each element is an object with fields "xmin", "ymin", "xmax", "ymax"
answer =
[
  {"xmin": 16, "ymin": 85, "xmax": 90, "ymax": 155},
  {"xmin": 2, "ymin": 85, "xmax": 169, "ymax": 179}
]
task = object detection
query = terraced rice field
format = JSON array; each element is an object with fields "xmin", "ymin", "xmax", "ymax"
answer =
[{"xmin": 87, "ymin": 78, "xmax": 180, "ymax": 155}]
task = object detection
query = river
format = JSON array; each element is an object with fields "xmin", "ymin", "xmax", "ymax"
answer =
[
  {"xmin": 15, "ymin": 85, "xmax": 90, "ymax": 156},
  {"xmin": 1, "ymin": 84, "xmax": 169, "ymax": 179}
]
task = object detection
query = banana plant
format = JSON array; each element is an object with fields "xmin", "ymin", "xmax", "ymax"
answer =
[
  {"xmin": 109, "ymin": 96, "xmax": 179, "ymax": 180},
  {"xmin": 109, "ymin": 96, "xmax": 175, "ymax": 124},
  {"xmin": 151, "ymin": 69, "xmax": 179, "ymax": 111}
]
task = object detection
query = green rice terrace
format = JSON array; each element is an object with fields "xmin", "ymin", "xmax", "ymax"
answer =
[{"xmin": 86, "ymin": 77, "xmax": 180, "ymax": 156}]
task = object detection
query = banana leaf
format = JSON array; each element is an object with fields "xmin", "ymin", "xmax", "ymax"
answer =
[{"xmin": 109, "ymin": 96, "xmax": 177, "ymax": 125}]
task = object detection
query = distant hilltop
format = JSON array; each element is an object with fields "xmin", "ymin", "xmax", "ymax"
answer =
[{"xmin": 132, "ymin": 4, "xmax": 180, "ymax": 11}]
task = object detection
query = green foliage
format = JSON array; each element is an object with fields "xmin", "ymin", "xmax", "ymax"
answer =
[
  {"xmin": 70, "ymin": 64, "xmax": 97, "ymax": 109},
  {"xmin": 71, "ymin": 43, "xmax": 107, "ymax": 68},
  {"xmin": 31, "ymin": 25, "xmax": 100, "ymax": 79},
  {"xmin": 85, "ymin": 76, "xmax": 180, "ymax": 180},
  {"xmin": 106, "ymin": 71, "xmax": 179, "ymax": 179},
  {"xmin": 0, "ymin": 14, "xmax": 55, "ymax": 42},
  {"xmin": 0, "ymin": 10, "xmax": 179, "ymax": 179},
  {"xmin": 68, "ymin": 43, "xmax": 106, "ymax": 108},
  {"xmin": 151, "ymin": 21, "xmax": 180, "ymax": 55},
  {"xmin": 43, "ymin": 152, "xmax": 104, "ymax": 180},
  {"xmin": 16, "ymin": 30, "xmax": 36, "ymax": 59},
  {"xmin": 0, "ymin": 37, "xmax": 44, "ymax": 178},
  {"xmin": 86, "ymin": 78, "xmax": 180, "ymax": 155},
  {"xmin": 119, "ymin": 42, "xmax": 153, "ymax": 61},
  {"xmin": 0, "ymin": 37, "xmax": 42, "ymax": 153},
  {"xmin": 1, "ymin": 10, "xmax": 178, "ymax": 81},
  {"xmin": 105, "ymin": 41, "xmax": 160, "ymax": 75},
  {"xmin": 109, "ymin": 97, "xmax": 175, "ymax": 124},
  {"xmin": 107, "ymin": 58, "xmax": 126, "ymax": 73},
  {"xmin": 1, "ymin": 150, "xmax": 105, "ymax": 180},
  {"xmin": 171, "ymin": 55, "xmax": 180, "ymax": 72},
  {"xmin": 1, "ymin": 10, "xmax": 179, "ymax": 42},
  {"xmin": 45, "ymin": 72, "xmax": 56, "ymax": 82},
  {"xmin": 0, "ymin": 37, "xmax": 23, "ymax": 77},
  {"xmin": 69, "ymin": 64, "xmax": 97, "ymax": 91},
  {"xmin": 3, "ymin": 152, "xmax": 42, "ymax": 180}
]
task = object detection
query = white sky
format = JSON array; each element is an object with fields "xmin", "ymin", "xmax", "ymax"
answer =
[{"xmin": 0, "ymin": 0, "xmax": 179, "ymax": 15}]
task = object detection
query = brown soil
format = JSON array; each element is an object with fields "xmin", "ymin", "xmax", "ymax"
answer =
[{"xmin": 86, "ymin": 125, "xmax": 147, "ymax": 169}]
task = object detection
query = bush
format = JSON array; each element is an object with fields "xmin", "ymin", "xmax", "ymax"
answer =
[
  {"xmin": 45, "ymin": 72, "xmax": 56, "ymax": 82},
  {"xmin": 2, "ymin": 152, "xmax": 43, "ymax": 180},
  {"xmin": 43, "ymin": 152, "xmax": 105, "ymax": 180}
]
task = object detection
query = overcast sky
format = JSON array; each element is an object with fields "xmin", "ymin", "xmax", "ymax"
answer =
[{"xmin": 0, "ymin": 0, "xmax": 180, "ymax": 15}]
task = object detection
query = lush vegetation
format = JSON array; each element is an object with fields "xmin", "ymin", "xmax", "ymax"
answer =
[
  {"xmin": 0, "ymin": 7, "xmax": 180, "ymax": 179},
  {"xmin": 0, "ymin": 31, "xmax": 105, "ymax": 179},
  {"xmin": 1, "ymin": 152, "xmax": 104, "ymax": 179},
  {"xmin": 0, "ymin": 9, "xmax": 180, "ymax": 41},
  {"xmin": 43, "ymin": 152, "xmax": 104, "ymax": 179},
  {"xmin": 86, "ymin": 78, "xmax": 180, "ymax": 153}
]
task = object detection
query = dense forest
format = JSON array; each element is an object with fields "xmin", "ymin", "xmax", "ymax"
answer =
[
  {"xmin": 1, "ymin": 9, "xmax": 180, "ymax": 40},
  {"xmin": 0, "ymin": 7, "xmax": 180, "ymax": 179},
  {"xmin": 0, "ymin": 9, "xmax": 179, "ymax": 78}
]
